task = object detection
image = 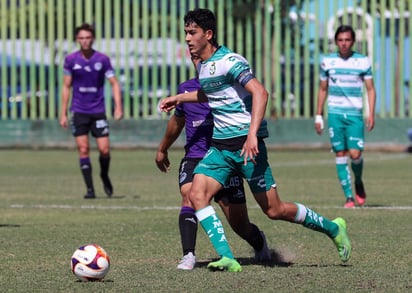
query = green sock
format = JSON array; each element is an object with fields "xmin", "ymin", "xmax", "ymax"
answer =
[
  {"xmin": 195, "ymin": 205, "xmax": 234, "ymax": 259},
  {"xmin": 295, "ymin": 203, "xmax": 339, "ymax": 238},
  {"xmin": 351, "ymin": 156, "xmax": 363, "ymax": 183},
  {"xmin": 336, "ymin": 156, "xmax": 352, "ymax": 198}
]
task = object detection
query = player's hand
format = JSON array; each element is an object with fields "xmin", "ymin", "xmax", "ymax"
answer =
[
  {"xmin": 315, "ymin": 115, "xmax": 324, "ymax": 135},
  {"xmin": 114, "ymin": 109, "xmax": 123, "ymax": 121},
  {"xmin": 59, "ymin": 115, "xmax": 68, "ymax": 129},
  {"xmin": 159, "ymin": 96, "xmax": 178, "ymax": 112},
  {"xmin": 240, "ymin": 135, "xmax": 259, "ymax": 165},
  {"xmin": 155, "ymin": 151, "xmax": 171, "ymax": 172},
  {"xmin": 366, "ymin": 116, "xmax": 375, "ymax": 131}
]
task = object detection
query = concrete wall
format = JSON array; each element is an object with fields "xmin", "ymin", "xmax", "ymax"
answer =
[{"xmin": 0, "ymin": 119, "xmax": 410, "ymax": 150}]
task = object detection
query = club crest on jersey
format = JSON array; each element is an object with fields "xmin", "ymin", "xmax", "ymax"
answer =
[
  {"xmin": 94, "ymin": 62, "xmax": 103, "ymax": 71},
  {"xmin": 209, "ymin": 62, "xmax": 216, "ymax": 75}
]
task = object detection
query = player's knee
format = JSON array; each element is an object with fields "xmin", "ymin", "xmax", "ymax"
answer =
[
  {"xmin": 181, "ymin": 195, "xmax": 192, "ymax": 207},
  {"xmin": 264, "ymin": 205, "xmax": 287, "ymax": 220},
  {"xmin": 99, "ymin": 148, "xmax": 110, "ymax": 157},
  {"xmin": 78, "ymin": 146, "xmax": 89, "ymax": 157},
  {"xmin": 350, "ymin": 153, "xmax": 362, "ymax": 161}
]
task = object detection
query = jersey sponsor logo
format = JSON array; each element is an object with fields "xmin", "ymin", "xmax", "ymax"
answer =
[
  {"xmin": 79, "ymin": 87, "xmax": 98, "ymax": 93},
  {"xmin": 84, "ymin": 65, "xmax": 92, "ymax": 72},
  {"xmin": 208, "ymin": 95, "xmax": 226, "ymax": 101},
  {"xmin": 94, "ymin": 62, "xmax": 103, "ymax": 71},
  {"xmin": 257, "ymin": 179, "xmax": 266, "ymax": 189},
  {"xmin": 247, "ymin": 175, "xmax": 267, "ymax": 189},
  {"xmin": 339, "ymin": 78, "xmax": 359, "ymax": 84},
  {"xmin": 349, "ymin": 136, "xmax": 364, "ymax": 148}
]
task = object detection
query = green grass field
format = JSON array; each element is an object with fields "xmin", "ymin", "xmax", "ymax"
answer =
[{"xmin": 0, "ymin": 149, "xmax": 411, "ymax": 292}]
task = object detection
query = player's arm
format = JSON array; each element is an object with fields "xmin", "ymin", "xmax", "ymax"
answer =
[
  {"xmin": 241, "ymin": 78, "xmax": 269, "ymax": 165},
  {"xmin": 155, "ymin": 114, "xmax": 185, "ymax": 172},
  {"xmin": 60, "ymin": 74, "xmax": 72, "ymax": 129},
  {"xmin": 159, "ymin": 90, "xmax": 207, "ymax": 112},
  {"xmin": 364, "ymin": 78, "xmax": 376, "ymax": 131},
  {"xmin": 108, "ymin": 76, "xmax": 123, "ymax": 120},
  {"xmin": 315, "ymin": 79, "xmax": 328, "ymax": 135}
]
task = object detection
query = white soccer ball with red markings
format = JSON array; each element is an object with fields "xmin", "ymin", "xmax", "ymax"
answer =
[{"xmin": 71, "ymin": 244, "xmax": 110, "ymax": 281}]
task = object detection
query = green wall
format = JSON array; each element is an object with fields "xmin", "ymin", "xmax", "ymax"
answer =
[{"xmin": 1, "ymin": 119, "xmax": 409, "ymax": 150}]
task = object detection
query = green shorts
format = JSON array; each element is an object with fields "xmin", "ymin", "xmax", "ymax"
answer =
[
  {"xmin": 327, "ymin": 113, "xmax": 364, "ymax": 152},
  {"xmin": 194, "ymin": 141, "xmax": 276, "ymax": 194}
]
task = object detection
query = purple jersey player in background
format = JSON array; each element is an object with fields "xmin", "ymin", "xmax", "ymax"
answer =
[
  {"xmin": 155, "ymin": 54, "xmax": 271, "ymax": 270},
  {"xmin": 60, "ymin": 23, "xmax": 123, "ymax": 199}
]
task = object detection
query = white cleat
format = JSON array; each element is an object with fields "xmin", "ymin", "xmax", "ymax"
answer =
[{"xmin": 176, "ymin": 252, "xmax": 196, "ymax": 270}]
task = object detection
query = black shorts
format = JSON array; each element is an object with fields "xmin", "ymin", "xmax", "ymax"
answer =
[
  {"xmin": 179, "ymin": 158, "xmax": 246, "ymax": 204},
  {"xmin": 70, "ymin": 112, "xmax": 110, "ymax": 138}
]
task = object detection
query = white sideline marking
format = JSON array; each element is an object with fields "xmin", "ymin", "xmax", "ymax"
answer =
[
  {"xmin": 270, "ymin": 153, "xmax": 410, "ymax": 167},
  {"xmin": 10, "ymin": 204, "xmax": 412, "ymax": 211}
]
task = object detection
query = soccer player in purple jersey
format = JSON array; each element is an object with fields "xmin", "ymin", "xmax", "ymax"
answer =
[
  {"xmin": 59, "ymin": 23, "xmax": 123, "ymax": 199},
  {"xmin": 156, "ymin": 54, "xmax": 271, "ymax": 270}
]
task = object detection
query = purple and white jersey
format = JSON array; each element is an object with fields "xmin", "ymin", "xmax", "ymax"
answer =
[
  {"xmin": 63, "ymin": 50, "xmax": 115, "ymax": 114},
  {"xmin": 175, "ymin": 78, "xmax": 213, "ymax": 159}
]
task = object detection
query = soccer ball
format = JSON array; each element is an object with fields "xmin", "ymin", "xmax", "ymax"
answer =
[{"xmin": 71, "ymin": 244, "xmax": 110, "ymax": 281}]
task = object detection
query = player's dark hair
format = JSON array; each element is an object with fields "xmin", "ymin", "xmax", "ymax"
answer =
[
  {"xmin": 334, "ymin": 25, "xmax": 355, "ymax": 42},
  {"xmin": 184, "ymin": 8, "xmax": 218, "ymax": 47},
  {"xmin": 75, "ymin": 23, "xmax": 95, "ymax": 38}
]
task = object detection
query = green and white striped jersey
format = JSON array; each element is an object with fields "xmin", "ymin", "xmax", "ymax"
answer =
[
  {"xmin": 320, "ymin": 52, "xmax": 373, "ymax": 116},
  {"xmin": 198, "ymin": 45, "xmax": 268, "ymax": 140}
]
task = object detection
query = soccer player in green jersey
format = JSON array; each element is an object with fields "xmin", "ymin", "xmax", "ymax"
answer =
[
  {"xmin": 315, "ymin": 25, "xmax": 376, "ymax": 208},
  {"xmin": 159, "ymin": 8, "xmax": 351, "ymax": 272}
]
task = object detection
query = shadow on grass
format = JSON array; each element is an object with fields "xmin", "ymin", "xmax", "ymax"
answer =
[
  {"xmin": 0, "ymin": 224, "xmax": 21, "ymax": 228},
  {"xmin": 83, "ymin": 195, "xmax": 128, "ymax": 199},
  {"xmin": 197, "ymin": 249, "xmax": 294, "ymax": 268},
  {"xmin": 74, "ymin": 279, "xmax": 114, "ymax": 283}
]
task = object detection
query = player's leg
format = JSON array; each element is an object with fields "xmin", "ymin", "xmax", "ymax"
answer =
[
  {"xmin": 176, "ymin": 158, "xmax": 199, "ymax": 270},
  {"xmin": 96, "ymin": 136, "xmax": 112, "ymax": 196},
  {"xmin": 246, "ymin": 140, "xmax": 351, "ymax": 263},
  {"xmin": 347, "ymin": 115, "xmax": 366, "ymax": 206},
  {"xmin": 75, "ymin": 134, "xmax": 95, "ymax": 198},
  {"xmin": 190, "ymin": 149, "xmax": 241, "ymax": 271},
  {"xmin": 335, "ymin": 152, "xmax": 355, "ymax": 207},
  {"xmin": 72, "ymin": 113, "xmax": 95, "ymax": 198},
  {"xmin": 329, "ymin": 113, "xmax": 354, "ymax": 207},
  {"xmin": 253, "ymin": 186, "xmax": 351, "ymax": 262},
  {"xmin": 215, "ymin": 174, "xmax": 271, "ymax": 262},
  {"xmin": 93, "ymin": 114, "xmax": 113, "ymax": 197}
]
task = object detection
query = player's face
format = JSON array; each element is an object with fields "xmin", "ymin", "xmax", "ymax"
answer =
[
  {"xmin": 76, "ymin": 30, "xmax": 94, "ymax": 51},
  {"xmin": 335, "ymin": 31, "xmax": 354, "ymax": 58},
  {"xmin": 184, "ymin": 22, "xmax": 211, "ymax": 59}
]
